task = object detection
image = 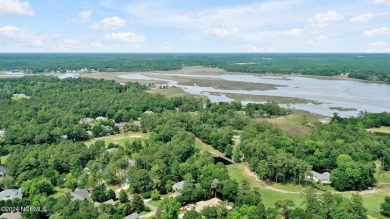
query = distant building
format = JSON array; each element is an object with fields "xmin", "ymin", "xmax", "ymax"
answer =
[
  {"xmin": 70, "ymin": 188, "xmax": 92, "ymax": 202},
  {"xmin": 143, "ymin": 111, "xmax": 153, "ymax": 115},
  {"xmin": 0, "ymin": 189, "xmax": 23, "ymax": 201},
  {"xmin": 306, "ymin": 171, "xmax": 331, "ymax": 184},
  {"xmin": 319, "ymin": 118, "xmax": 331, "ymax": 125},
  {"xmin": 0, "ymin": 166, "xmax": 8, "ymax": 178},
  {"xmin": 60, "ymin": 135, "xmax": 68, "ymax": 141},
  {"xmin": 0, "ymin": 130, "xmax": 4, "ymax": 138},
  {"xmin": 105, "ymin": 148, "xmax": 118, "ymax": 154},
  {"xmin": 101, "ymin": 125, "xmax": 112, "ymax": 132},
  {"xmin": 86, "ymin": 131, "xmax": 93, "ymax": 136}
]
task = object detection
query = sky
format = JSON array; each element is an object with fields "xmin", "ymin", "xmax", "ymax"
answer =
[{"xmin": 0, "ymin": 0, "xmax": 390, "ymax": 52}]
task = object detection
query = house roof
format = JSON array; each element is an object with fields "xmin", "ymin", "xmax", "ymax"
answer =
[
  {"xmin": 0, "ymin": 189, "xmax": 23, "ymax": 200},
  {"xmin": 0, "ymin": 212, "xmax": 21, "ymax": 219},
  {"xmin": 195, "ymin": 198, "xmax": 221, "ymax": 212},
  {"xmin": 105, "ymin": 148, "xmax": 118, "ymax": 153},
  {"xmin": 70, "ymin": 188, "xmax": 92, "ymax": 202},
  {"xmin": 172, "ymin": 181, "xmax": 185, "ymax": 190},
  {"xmin": 311, "ymin": 171, "xmax": 331, "ymax": 181},
  {"xmin": 124, "ymin": 212, "xmax": 140, "ymax": 219},
  {"xmin": 0, "ymin": 166, "xmax": 7, "ymax": 174}
]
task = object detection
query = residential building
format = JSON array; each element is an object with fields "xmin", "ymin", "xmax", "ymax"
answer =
[
  {"xmin": 306, "ymin": 171, "xmax": 331, "ymax": 184},
  {"xmin": 0, "ymin": 166, "xmax": 7, "ymax": 178},
  {"xmin": 70, "ymin": 188, "xmax": 92, "ymax": 202},
  {"xmin": 0, "ymin": 189, "xmax": 23, "ymax": 201}
]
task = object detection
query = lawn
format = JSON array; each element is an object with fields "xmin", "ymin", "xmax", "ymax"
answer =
[
  {"xmin": 147, "ymin": 87, "xmax": 207, "ymax": 102},
  {"xmin": 262, "ymin": 109, "xmax": 325, "ymax": 136},
  {"xmin": 375, "ymin": 160, "xmax": 390, "ymax": 183},
  {"xmin": 147, "ymin": 192, "xmax": 173, "ymax": 208},
  {"xmin": 51, "ymin": 187, "xmax": 71, "ymax": 198},
  {"xmin": 227, "ymin": 163, "xmax": 389, "ymax": 219},
  {"xmin": 368, "ymin": 126, "xmax": 390, "ymax": 136},
  {"xmin": 0, "ymin": 155, "xmax": 9, "ymax": 165},
  {"xmin": 195, "ymin": 138, "xmax": 224, "ymax": 157},
  {"xmin": 227, "ymin": 164, "xmax": 303, "ymax": 208},
  {"xmin": 83, "ymin": 132, "xmax": 148, "ymax": 147}
]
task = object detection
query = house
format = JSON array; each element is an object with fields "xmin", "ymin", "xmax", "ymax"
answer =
[
  {"xmin": 0, "ymin": 212, "xmax": 21, "ymax": 219},
  {"xmin": 319, "ymin": 118, "xmax": 331, "ymax": 125},
  {"xmin": 172, "ymin": 181, "xmax": 185, "ymax": 191},
  {"xmin": 115, "ymin": 123, "xmax": 126, "ymax": 131},
  {"xmin": 0, "ymin": 130, "xmax": 5, "ymax": 138},
  {"xmin": 60, "ymin": 135, "xmax": 68, "ymax": 141},
  {"xmin": 0, "ymin": 166, "xmax": 8, "ymax": 178},
  {"xmin": 96, "ymin": 116, "xmax": 108, "ymax": 121},
  {"xmin": 306, "ymin": 171, "xmax": 331, "ymax": 184},
  {"xmin": 0, "ymin": 189, "xmax": 23, "ymax": 201},
  {"xmin": 124, "ymin": 212, "xmax": 140, "ymax": 219},
  {"xmin": 86, "ymin": 131, "xmax": 93, "ymax": 136},
  {"xmin": 94, "ymin": 199, "xmax": 116, "ymax": 207},
  {"xmin": 170, "ymin": 191, "xmax": 182, "ymax": 198},
  {"xmin": 143, "ymin": 111, "xmax": 153, "ymax": 115},
  {"xmin": 195, "ymin": 198, "xmax": 222, "ymax": 212},
  {"xmin": 127, "ymin": 159, "xmax": 136, "ymax": 167},
  {"xmin": 70, "ymin": 188, "xmax": 92, "ymax": 202},
  {"xmin": 79, "ymin": 118, "xmax": 95, "ymax": 124}
]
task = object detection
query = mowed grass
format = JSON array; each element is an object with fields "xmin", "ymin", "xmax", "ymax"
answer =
[
  {"xmin": 51, "ymin": 187, "xmax": 71, "ymax": 198},
  {"xmin": 262, "ymin": 109, "xmax": 325, "ymax": 136},
  {"xmin": 147, "ymin": 192, "xmax": 174, "ymax": 207},
  {"xmin": 195, "ymin": 138, "xmax": 224, "ymax": 157},
  {"xmin": 83, "ymin": 132, "xmax": 148, "ymax": 147},
  {"xmin": 147, "ymin": 87, "xmax": 208, "ymax": 102},
  {"xmin": 375, "ymin": 160, "xmax": 390, "ymax": 183},
  {"xmin": 227, "ymin": 163, "xmax": 389, "ymax": 219},
  {"xmin": 0, "ymin": 155, "xmax": 9, "ymax": 165},
  {"xmin": 368, "ymin": 126, "xmax": 390, "ymax": 136},
  {"xmin": 227, "ymin": 164, "xmax": 303, "ymax": 208}
]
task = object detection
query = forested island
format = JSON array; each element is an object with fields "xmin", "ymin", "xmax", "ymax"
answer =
[
  {"xmin": 0, "ymin": 76, "xmax": 390, "ymax": 218},
  {"xmin": 1, "ymin": 53, "xmax": 390, "ymax": 82}
]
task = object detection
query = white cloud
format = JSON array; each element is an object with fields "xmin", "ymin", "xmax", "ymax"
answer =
[
  {"xmin": 363, "ymin": 27, "xmax": 390, "ymax": 36},
  {"xmin": 308, "ymin": 10, "xmax": 343, "ymax": 28},
  {"xmin": 243, "ymin": 45, "xmax": 276, "ymax": 52},
  {"xmin": 0, "ymin": 25, "xmax": 43, "ymax": 47},
  {"xmin": 78, "ymin": 10, "xmax": 91, "ymax": 23},
  {"xmin": 159, "ymin": 42, "xmax": 172, "ymax": 50},
  {"xmin": 0, "ymin": 0, "xmax": 33, "ymax": 16},
  {"xmin": 105, "ymin": 32, "xmax": 145, "ymax": 44},
  {"xmin": 308, "ymin": 35, "xmax": 328, "ymax": 45},
  {"xmin": 91, "ymin": 16, "xmax": 126, "ymax": 31},
  {"xmin": 273, "ymin": 28, "xmax": 302, "ymax": 39},
  {"xmin": 211, "ymin": 27, "xmax": 239, "ymax": 37},
  {"xmin": 374, "ymin": 0, "xmax": 390, "ymax": 6},
  {"xmin": 349, "ymin": 13, "xmax": 373, "ymax": 24},
  {"xmin": 369, "ymin": 41, "xmax": 387, "ymax": 47}
]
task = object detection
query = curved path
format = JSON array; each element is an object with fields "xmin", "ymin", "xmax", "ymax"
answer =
[{"xmin": 241, "ymin": 165, "xmax": 378, "ymax": 195}]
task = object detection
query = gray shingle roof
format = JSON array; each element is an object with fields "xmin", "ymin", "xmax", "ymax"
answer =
[
  {"xmin": 311, "ymin": 171, "xmax": 331, "ymax": 181},
  {"xmin": 124, "ymin": 212, "xmax": 140, "ymax": 219},
  {"xmin": 70, "ymin": 188, "xmax": 92, "ymax": 202},
  {"xmin": 0, "ymin": 189, "xmax": 23, "ymax": 200},
  {"xmin": 173, "ymin": 181, "xmax": 185, "ymax": 190},
  {"xmin": 0, "ymin": 166, "xmax": 7, "ymax": 174}
]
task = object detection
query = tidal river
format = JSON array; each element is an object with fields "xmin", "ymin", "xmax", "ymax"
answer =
[{"xmin": 119, "ymin": 73, "xmax": 390, "ymax": 117}]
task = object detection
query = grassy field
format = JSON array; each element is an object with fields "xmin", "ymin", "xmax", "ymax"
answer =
[
  {"xmin": 83, "ymin": 132, "xmax": 148, "ymax": 147},
  {"xmin": 147, "ymin": 192, "xmax": 174, "ymax": 207},
  {"xmin": 51, "ymin": 187, "xmax": 71, "ymax": 198},
  {"xmin": 262, "ymin": 109, "xmax": 325, "ymax": 136},
  {"xmin": 0, "ymin": 155, "xmax": 9, "ymax": 165},
  {"xmin": 368, "ymin": 126, "xmax": 390, "ymax": 136},
  {"xmin": 211, "ymin": 92, "xmax": 321, "ymax": 105},
  {"xmin": 147, "ymin": 87, "xmax": 207, "ymax": 102},
  {"xmin": 195, "ymin": 137, "xmax": 225, "ymax": 157}
]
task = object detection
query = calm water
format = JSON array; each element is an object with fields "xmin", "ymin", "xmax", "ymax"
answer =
[{"xmin": 119, "ymin": 73, "xmax": 390, "ymax": 117}]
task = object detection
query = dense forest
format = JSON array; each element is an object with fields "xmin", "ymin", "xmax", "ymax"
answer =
[
  {"xmin": 1, "ymin": 53, "xmax": 390, "ymax": 82},
  {"xmin": 0, "ymin": 76, "xmax": 389, "ymax": 218}
]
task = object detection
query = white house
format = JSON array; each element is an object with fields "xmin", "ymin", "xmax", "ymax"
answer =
[{"xmin": 306, "ymin": 171, "xmax": 331, "ymax": 184}]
